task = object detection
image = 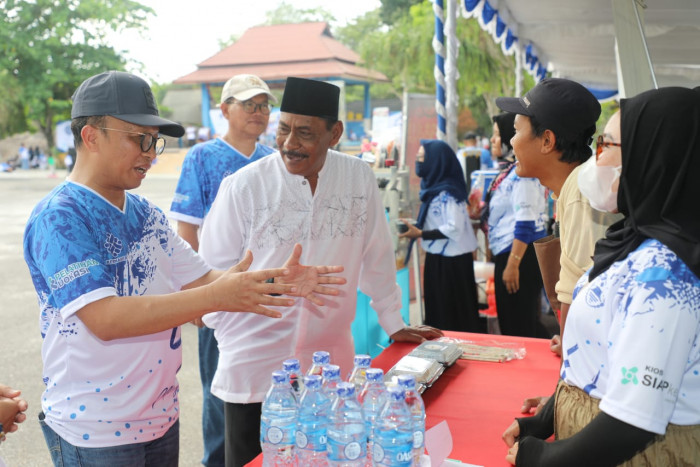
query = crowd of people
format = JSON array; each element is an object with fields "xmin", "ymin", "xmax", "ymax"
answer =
[{"xmin": 8, "ymin": 64, "xmax": 697, "ymax": 467}]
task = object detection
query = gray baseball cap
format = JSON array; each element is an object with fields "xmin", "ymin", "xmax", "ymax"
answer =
[{"xmin": 71, "ymin": 71, "xmax": 185, "ymax": 138}]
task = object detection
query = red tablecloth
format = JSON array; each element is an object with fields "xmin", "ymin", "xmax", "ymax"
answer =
[{"xmin": 247, "ymin": 331, "xmax": 560, "ymax": 467}]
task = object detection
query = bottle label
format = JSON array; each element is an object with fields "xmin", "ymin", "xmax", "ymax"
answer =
[
  {"xmin": 344, "ymin": 441, "xmax": 362, "ymax": 460},
  {"xmin": 267, "ymin": 426, "xmax": 283, "ymax": 444},
  {"xmin": 295, "ymin": 430, "xmax": 308, "ymax": 449},
  {"xmin": 413, "ymin": 430, "xmax": 424, "ymax": 449},
  {"xmin": 373, "ymin": 443, "xmax": 385, "ymax": 462}
]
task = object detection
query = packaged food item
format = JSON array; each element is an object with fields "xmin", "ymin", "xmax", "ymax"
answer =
[{"xmin": 408, "ymin": 341, "xmax": 462, "ymax": 366}]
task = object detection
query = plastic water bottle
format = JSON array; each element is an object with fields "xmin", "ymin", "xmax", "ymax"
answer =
[
  {"xmin": 322, "ymin": 364, "xmax": 342, "ymax": 404},
  {"xmin": 327, "ymin": 382, "xmax": 367, "ymax": 466},
  {"xmin": 347, "ymin": 354, "xmax": 371, "ymax": 391},
  {"xmin": 397, "ymin": 374, "xmax": 425, "ymax": 465},
  {"xmin": 296, "ymin": 375, "xmax": 330, "ymax": 466},
  {"xmin": 260, "ymin": 371, "xmax": 298, "ymax": 466},
  {"xmin": 373, "ymin": 386, "xmax": 413, "ymax": 466},
  {"xmin": 308, "ymin": 351, "xmax": 331, "ymax": 376},
  {"xmin": 283, "ymin": 358, "xmax": 304, "ymax": 398},
  {"xmin": 358, "ymin": 368, "xmax": 386, "ymax": 465}
]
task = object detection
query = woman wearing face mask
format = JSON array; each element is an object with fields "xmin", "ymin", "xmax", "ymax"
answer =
[
  {"xmin": 503, "ymin": 87, "xmax": 700, "ymax": 466},
  {"xmin": 485, "ymin": 114, "xmax": 550, "ymax": 338},
  {"xmin": 399, "ymin": 139, "xmax": 484, "ymax": 332}
]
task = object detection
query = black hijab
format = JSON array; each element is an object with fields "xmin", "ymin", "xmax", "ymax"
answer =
[
  {"xmin": 590, "ymin": 87, "xmax": 700, "ymax": 280},
  {"xmin": 493, "ymin": 112, "xmax": 516, "ymax": 152}
]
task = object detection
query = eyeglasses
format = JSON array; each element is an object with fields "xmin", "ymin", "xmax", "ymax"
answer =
[
  {"xmin": 596, "ymin": 135, "xmax": 621, "ymax": 160},
  {"xmin": 98, "ymin": 127, "xmax": 166, "ymax": 155},
  {"xmin": 233, "ymin": 99, "xmax": 272, "ymax": 115}
]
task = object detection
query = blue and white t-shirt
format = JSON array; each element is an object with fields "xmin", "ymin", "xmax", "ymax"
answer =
[
  {"xmin": 562, "ymin": 238, "xmax": 700, "ymax": 435},
  {"xmin": 23, "ymin": 181, "xmax": 209, "ymax": 447},
  {"xmin": 170, "ymin": 138, "xmax": 274, "ymax": 225},
  {"xmin": 487, "ymin": 170, "xmax": 547, "ymax": 255},
  {"xmin": 420, "ymin": 191, "xmax": 478, "ymax": 257}
]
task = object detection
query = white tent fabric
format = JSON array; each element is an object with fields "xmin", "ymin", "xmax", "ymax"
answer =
[{"xmin": 461, "ymin": 0, "xmax": 700, "ymax": 94}]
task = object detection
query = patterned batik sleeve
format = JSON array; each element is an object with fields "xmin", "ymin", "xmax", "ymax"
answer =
[{"xmin": 170, "ymin": 147, "xmax": 205, "ymax": 224}]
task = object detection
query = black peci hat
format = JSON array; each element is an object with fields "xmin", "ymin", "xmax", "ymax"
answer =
[
  {"xmin": 71, "ymin": 71, "xmax": 185, "ymax": 138},
  {"xmin": 495, "ymin": 78, "xmax": 600, "ymax": 140},
  {"xmin": 280, "ymin": 77, "xmax": 340, "ymax": 120}
]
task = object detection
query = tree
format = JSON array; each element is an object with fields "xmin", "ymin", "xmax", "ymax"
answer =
[
  {"xmin": 264, "ymin": 2, "xmax": 335, "ymax": 25},
  {"xmin": 338, "ymin": 0, "xmax": 535, "ymax": 134},
  {"xmin": 0, "ymin": 0, "xmax": 153, "ymax": 149}
]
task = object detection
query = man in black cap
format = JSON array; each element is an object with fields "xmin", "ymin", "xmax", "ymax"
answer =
[
  {"xmin": 23, "ymin": 71, "xmax": 340, "ymax": 465},
  {"xmin": 198, "ymin": 77, "xmax": 442, "ymax": 466},
  {"xmin": 495, "ymin": 79, "xmax": 621, "ymax": 418}
]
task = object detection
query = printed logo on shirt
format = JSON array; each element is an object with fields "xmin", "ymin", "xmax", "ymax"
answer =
[
  {"xmin": 641, "ymin": 365, "xmax": 678, "ymax": 397},
  {"xmin": 104, "ymin": 233, "xmax": 123, "ymax": 257},
  {"xmin": 172, "ymin": 193, "xmax": 189, "ymax": 204},
  {"xmin": 621, "ymin": 366, "xmax": 638, "ymax": 385},
  {"xmin": 49, "ymin": 259, "xmax": 100, "ymax": 291}
]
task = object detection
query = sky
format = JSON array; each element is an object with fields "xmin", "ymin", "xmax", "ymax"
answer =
[{"xmin": 112, "ymin": 0, "xmax": 382, "ymax": 84}]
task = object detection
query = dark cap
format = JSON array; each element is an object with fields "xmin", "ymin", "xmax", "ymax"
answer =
[
  {"xmin": 71, "ymin": 71, "xmax": 185, "ymax": 137},
  {"xmin": 463, "ymin": 131, "xmax": 478, "ymax": 140},
  {"xmin": 495, "ymin": 78, "xmax": 601, "ymax": 140},
  {"xmin": 280, "ymin": 77, "xmax": 340, "ymax": 120}
]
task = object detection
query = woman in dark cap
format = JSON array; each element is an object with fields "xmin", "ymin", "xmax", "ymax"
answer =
[
  {"xmin": 485, "ymin": 113, "xmax": 549, "ymax": 338},
  {"xmin": 399, "ymin": 139, "xmax": 484, "ymax": 332},
  {"xmin": 503, "ymin": 87, "xmax": 700, "ymax": 466}
]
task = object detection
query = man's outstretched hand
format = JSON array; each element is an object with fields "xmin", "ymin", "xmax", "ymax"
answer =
[{"xmin": 278, "ymin": 244, "xmax": 346, "ymax": 306}]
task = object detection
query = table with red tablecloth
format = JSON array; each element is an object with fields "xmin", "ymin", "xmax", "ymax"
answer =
[{"xmin": 247, "ymin": 331, "xmax": 560, "ymax": 466}]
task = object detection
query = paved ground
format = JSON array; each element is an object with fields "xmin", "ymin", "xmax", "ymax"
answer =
[{"xmin": 0, "ymin": 168, "xmax": 204, "ymax": 466}]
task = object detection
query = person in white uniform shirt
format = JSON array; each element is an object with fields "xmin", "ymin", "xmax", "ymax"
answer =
[
  {"xmin": 23, "ymin": 71, "xmax": 341, "ymax": 467},
  {"xmin": 502, "ymin": 87, "xmax": 700, "ymax": 466},
  {"xmin": 170, "ymin": 74, "xmax": 277, "ymax": 467},
  {"xmin": 198, "ymin": 77, "xmax": 443, "ymax": 467}
]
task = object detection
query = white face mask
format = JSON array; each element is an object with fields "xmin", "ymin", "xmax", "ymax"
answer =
[{"xmin": 577, "ymin": 156, "xmax": 622, "ymax": 213}]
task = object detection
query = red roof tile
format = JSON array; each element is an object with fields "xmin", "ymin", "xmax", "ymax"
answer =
[{"xmin": 174, "ymin": 22, "xmax": 387, "ymax": 85}]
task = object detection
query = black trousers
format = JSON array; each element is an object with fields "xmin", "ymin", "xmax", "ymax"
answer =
[
  {"xmin": 493, "ymin": 244, "xmax": 548, "ymax": 338},
  {"xmin": 423, "ymin": 251, "xmax": 486, "ymax": 333},
  {"xmin": 224, "ymin": 402, "xmax": 262, "ymax": 467}
]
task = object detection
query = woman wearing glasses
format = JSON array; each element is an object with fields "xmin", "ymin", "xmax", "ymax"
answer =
[{"xmin": 504, "ymin": 87, "xmax": 700, "ymax": 466}]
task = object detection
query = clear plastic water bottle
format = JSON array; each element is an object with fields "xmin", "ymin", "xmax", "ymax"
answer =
[
  {"xmin": 307, "ymin": 350, "xmax": 331, "ymax": 376},
  {"xmin": 260, "ymin": 370, "xmax": 298, "ymax": 466},
  {"xmin": 296, "ymin": 375, "xmax": 330, "ymax": 466},
  {"xmin": 358, "ymin": 368, "xmax": 386, "ymax": 465},
  {"xmin": 327, "ymin": 382, "xmax": 367, "ymax": 466},
  {"xmin": 283, "ymin": 358, "xmax": 304, "ymax": 398},
  {"xmin": 373, "ymin": 386, "xmax": 413, "ymax": 466},
  {"xmin": 397, "ymin": 374, "xmax": 425, "ymax": 465},
  {"xmin": 347, "ymin": 354, "xmax": 371, "ymax": 391},
  {"xmin": 322, "ymin": 364, "xmax": 342, "ymax": 404}
]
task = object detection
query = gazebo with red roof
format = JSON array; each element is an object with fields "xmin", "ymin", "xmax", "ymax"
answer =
[{"xmin": 175, "ymin": 22, "xmax": 388, "ymax": 133}]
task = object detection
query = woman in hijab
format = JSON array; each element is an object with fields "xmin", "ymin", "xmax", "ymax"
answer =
[
  {"xmin": 491, "ymin": 112, "xmax": 516, "ymax": 169},
  {"xmin": 486, "ymin": 113, "xmax": 550, "ymax": 338},
  {"xmin": 503, "ymin": 87, "xmax": 700, "ymax": 466},
  {"xmin": 399, "ymin": 139, "xmax": 484, "ymax": 332}
]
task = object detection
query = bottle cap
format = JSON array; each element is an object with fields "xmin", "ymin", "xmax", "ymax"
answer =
[
  {"xmin": 282, "ymin": 358, "xmax": 300, "ymax": 372},
  {"xmin": 397, "ymin": 374, "xmax": 417, "ymax": 390},
  {"xmin": 336, "ymin": 382, "xmax": 356, "ymax": 398},
  {"xmin": 354, "ymin": 354, "xmax": 372, "ymax": 367},
  {"xmin": 387, "ymin": 385, "xmax": 405, "ymax": 401},
  {"xmin": 271, "ymin": 370, "xmax": 289, "ymax": 385},
  {"xmin": 322, "ymin": 364, "xmax": 340, "ymax": 380},
  {"xmin": 366, "ymin": 368, "xmax": 384, "ymax": 382},
  {"xmin": 312, "ymin": 351, "xmax": 331, "ymax": 365},
  {"xmin": 303, "ymin": 374, "xmax": 322, "ymax": 389}
]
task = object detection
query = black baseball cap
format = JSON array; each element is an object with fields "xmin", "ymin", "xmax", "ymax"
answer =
[
  {"xmin": 71, "ymin": 71, "xmax": 185, "ymax": 138},
  {"xmin": 495, "ymin": 78, "xmax": 600, "ymax": 140}
]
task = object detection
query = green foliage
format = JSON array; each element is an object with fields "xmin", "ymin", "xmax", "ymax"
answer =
[
  {"xmin": 0, "ymin": 0, "xmax": 153, "ymax": 148},
  {"xmin": 379, "ymin": 0, "xmax": 423, "ymax": 25},
  {"xmin": 335, "ymin": 0, "xmax": 538, "ymax": 134},
  {"xmin": 263, "ymin": 2, "xmax": 336, "ymax": 25}
]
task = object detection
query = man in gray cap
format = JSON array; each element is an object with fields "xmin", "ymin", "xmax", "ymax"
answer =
[
  {"xmin": 198, "ymin": 76, "xmax": 443, "ymax": 466},
  {"xmin": 23, "ymin": 71, "xmax": 341, "ymax": 465},
  {"xmin": 170, "ymin": 74, "xmax": 277, "ymax": 467}
]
